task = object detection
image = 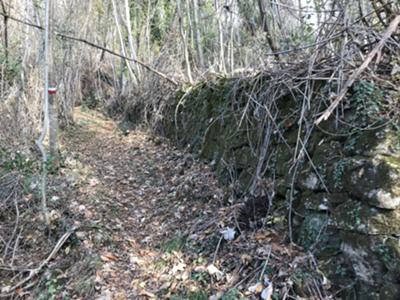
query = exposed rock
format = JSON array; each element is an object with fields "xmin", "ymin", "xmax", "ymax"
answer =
[
  {"xmin": 379, "ymin": 283, "xmax": 400, "ymax": 300},
  {"xmin": 299, "ymin": 172, "xmax": 319, "ymax": 191},
  {"xmin": 303, "ymin": 193, "xmax": 348, "ymax": 211},
  {"xmin": 162, "ymin": 77, "xmax": 400, "ymax": 297},
  {"xmin": 375, "ymin": 237, "xmax": 400, "ymax": 275},
  {"xmin": 342, "ymin": 158, "xmax": 400, "ymax": 209},
  {"xmin": 333, "ymin": 200, "xmax": 400, "ymax": 235},
  {"xmin": 340, "ymin": 232, "xmax": 386, "ymax": 286},
  {"xmin": 367, "ymin": 189, "xmax": 400, "ymax": 210},
  {"xmin": 298, "ymin": 214, "xmax": 342, "ymax": 259}
]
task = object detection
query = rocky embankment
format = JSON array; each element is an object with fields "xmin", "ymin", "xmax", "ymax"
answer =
[{"xmin": 160, "ymin": 76, "xmax": 400, "ymax": 299}]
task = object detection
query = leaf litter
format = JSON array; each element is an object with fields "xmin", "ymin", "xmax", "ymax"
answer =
[{"xmin": 1, "ymin": 108, "xmax": 331, "ymax": 299}]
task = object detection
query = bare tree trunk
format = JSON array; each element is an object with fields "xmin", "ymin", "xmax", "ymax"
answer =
[
  {"xmin": 124, "ymin": 0, "xmax": 141, "ymax": 81},
  {"xmin": 144, "ymin": 1, "xmax": 152, "ymax": 62},
  {"xmin": 257, "ymin": 0, "xmax": 280, "ymax": 62},
  {"xmin": 228, "ymin": 7, "xmax": 235, "ymax": 72},
  {"xmin": 0, "ymin": 0, "xmax": 8, "ymax": 96},
  {"xmin": 111, "ymin": 0, "xmax": 138, "ymax": 85},
  {"xmin": 214, "ymin": 0, "xmax": 226, "ymax": 73},
  {"xmin": 36, "ymin": 0, "xmax": 51, "ymax": 226},
  {"xmin": 192, "ymin": 0, "xmax": 204, "ymax": 68},
  {"xmin": 185, "ymin": 0, "xmax": 194, "ymax": 51},
  {"xmin": 48, "ymin": 0, "xmax": 59, "ymax": 161},
  {"xmin": 177, "ymin": 0, "xmax": 193, "ymax": 83},
  {"xmin": 0, "ymin": 0, "xmax": 8, "ymax": 65}
]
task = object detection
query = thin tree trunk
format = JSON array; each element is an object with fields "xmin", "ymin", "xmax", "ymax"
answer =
[
  {"xmin": 124, "ymin": 0, "xmax": 141, "ymax": 81},
  {"xmin": 257, "ymin": 0, "xmax": 280, "ymax": 62},
  {"xmin": 144, "ymin": 1, "xmax": 152, "ymax": 62},
  {"xmin": 0, "ymin": 0, "xmax": 8, "ymax": 65},
  {"xmin": 228, "ymin": 7, "xmax": 235, "ymax": 72},
  {"xmin": 192, "ymin": 0, "xmax": 204, "ymax": 68},
  {"xmin": 177, "ymin": 0, "xmax": 193, "ymax": 83},
  {"xmin": 36, "ymin": 0, "xmax": 51, "ymax": 226},
  {"xmin": 111, "ymin": 0, "xmax": 138, "ymax": 85},
  {"xmin": 0, "ymin": 0, "xmax": 8, "ymax": 97},
  {"xmin": 214, "ymin": 0, "xmax": 226, "ymax": 73},
  {"xmin": 185, "ymin": 0, "xmax": 195, "ymax": 52},
  {"xmin": 48, "ymin": 0, "xmax": 59, "ymax": 161}
]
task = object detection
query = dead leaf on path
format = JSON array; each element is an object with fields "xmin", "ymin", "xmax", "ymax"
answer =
[
  {"xmin": 101, "ymin": 252, "xmax": 118, "ymax": 262},
  {"xmin": 139, "ymin": 290, "xmax": 156, "ymax": 298},
  {"xmin": 15, "ymin": 288, "xmax": 23, "ymax": 296},
  {"xmin": 255, "ymin": 231, "xmax": 271, "ymax": 241},
  {"xmin": 209, "ymin": 291, "xmax": 224, "ymax": 300},
  {"xmin": 89, "ymin": 177, "xmax": 100, "ymax": 186},
  {"xmin": 129, "ymin": 255, "xmax": 144, "ymax": 265},
  {"xmin": 248, "ymin": 282, "xmax": 263, "ymax": 293},
  {"xmin": 158, "ymin": 281, "xmax": 172, "ymax": 291},
  {"xmin": 240, "ymin": 254, "xmax": 252, "ymax": 265},
  {"xmin": 261, "ymin": 282, "xmax": 273, "ymax": 300},
  {"xmin": 110, "ymin": 292, "xmax": 127, "ymax": 300},
  {"xmin": 207, "ymin": 264, "xmax": 224, "ymax": 280},
  {"xmin": 171, "ymin": 262, "xmax": 186, "ymax": 274}
]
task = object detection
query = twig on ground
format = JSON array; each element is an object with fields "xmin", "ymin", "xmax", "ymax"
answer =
[{"xmin": 0, "ymin": 227, "xmax": 77, "ymax": 296}]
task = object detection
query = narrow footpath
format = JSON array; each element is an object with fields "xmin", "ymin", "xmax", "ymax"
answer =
[{"xmin": 56, "ymin": 108, "xmax": 327, "ymax": 299}]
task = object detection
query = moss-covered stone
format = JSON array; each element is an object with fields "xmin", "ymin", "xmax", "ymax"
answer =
[
  {"xmin": 374, "ymin": 237, "xmax": 400, "ymax": 275},
  {"xmin": 340, "ymin": 232, "xmax": 386, "ymax": 286},
  {"xmin": 297, "ymin": 213, "xmax": 329, "ymax": 250},
  {"xmin": 274, "ymin": 144, "xmax": 293, "ymax": 176},
  {"xmin": 312, "ymin": 140, "xmax": 343, "ymax": 167},
  {"xmin": 333, "ymin": 200, "xmax": 400, "ymax": 234},
  {"xmin": 379, "ymin": 283, "xmax": 400, "ymax": 300},
  {"xmin": 158, "ymin": 74, "xmax": 400, "ymax": 297},
  {"xmin": 341, "ymin": 158, "xmax": 400, "ymax": 209},
  {"xmin": 303, "ymin": 193, "xmax": 348, "ymax": 211}
]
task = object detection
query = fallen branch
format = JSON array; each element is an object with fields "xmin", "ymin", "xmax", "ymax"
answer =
[
  {"xmin": 0, "ymin": 228, "xmax": 76, "ymax": 296},
  {"xmin": 315, "ymin": 14, "xmax": 400, "ymax": 125}
]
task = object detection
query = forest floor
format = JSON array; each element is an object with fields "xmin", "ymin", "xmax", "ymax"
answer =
[
  {"xmin": 58, "ymin": 108, "xmax": 232, "ymax": 299},
  {"xmin": 3, "ymin": 108, "xmax": 330, "ymax": 299}
]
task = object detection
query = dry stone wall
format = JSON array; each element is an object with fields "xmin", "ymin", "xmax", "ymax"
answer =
[{"xmin": 161, "ymin": 76, "xmax": 400, "ymax": 299}]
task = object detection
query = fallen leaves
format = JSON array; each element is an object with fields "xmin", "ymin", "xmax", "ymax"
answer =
[
  {"xmin": 26, "ymin": 108, "xmax": 332, "ymax": 299},
  {"xmin": 100, "ymin": 253, "xmax": 118, "ymax": 262},
  {"xmin": 139, "ymin": 290, "xmax": 156, "ymax": 298},
  {"xmin": 207, "ymin": 264, "xmax": 224, "ymax": 280},
  {"xmin": 260, "ymin": 281, "xmax": 273, "ymax": 300}
]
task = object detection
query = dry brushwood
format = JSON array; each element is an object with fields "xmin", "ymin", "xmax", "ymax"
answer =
[
  {"xmin": 316, "ymin": 14, "xmax": 400, "ymax": 125},
  {"xmin": 0, "ymin": 227, "xmax": 76, "ymax": 297}
]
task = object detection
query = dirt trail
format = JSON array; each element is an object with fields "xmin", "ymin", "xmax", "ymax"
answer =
[
  {"xmin": 55, "ymin": 108, "xmax": 326, "ymax": 300},
  {"xmin": 61, "ymin": 108, "xmax": 225, "ymax": 299}
]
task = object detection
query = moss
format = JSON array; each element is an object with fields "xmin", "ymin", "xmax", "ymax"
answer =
[
  {"xmin": 380, "ymin": 155, "xmax": 400, "ymax": 169},
  {"xmin": 374, "ymin": 237, "xmax": 400, "ymax": 274},
  {"xmin": 274, "ymin": 144, "xmax": 293, "ymax": 176},
  {"xmin": 334, "ymin": 200, "xmax": 400, "ymax": 234},
  {"xmin": 159, "ymin": 236, "xmax": 187, "ymax": 253},
  {"xmin": 303, "ymin": 193, "xmax": 347, "ymax": 211},
  {"xmin": 379, "ymin": 283, "xmax": 400, "ymax": 300},
  {"xmin": 297, "ymin": 213, "xmax": 329, "ymax": 251}
]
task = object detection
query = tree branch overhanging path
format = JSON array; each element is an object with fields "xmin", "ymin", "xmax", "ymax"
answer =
[{"xmin": 0, "ymin": 11, "xmax": 178, "ymax": 86}]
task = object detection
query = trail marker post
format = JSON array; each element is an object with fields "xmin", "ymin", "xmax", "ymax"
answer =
[{"xmin": 48, "ymin": 82, "xmax": 57, "ymax": 94}]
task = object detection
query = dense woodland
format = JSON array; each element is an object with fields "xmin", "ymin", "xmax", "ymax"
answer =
[{"xmin": 0, "ymin": 0, "xmax": 399, "ymax": 299}]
